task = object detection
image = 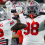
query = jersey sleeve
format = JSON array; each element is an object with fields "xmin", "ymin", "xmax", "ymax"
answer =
[
  {"xmin": 16, "ymin": 30, "xmax": 22, "ymax": 37},
  {"xmin": 10, "ymin": 19, "xmax": 17, "ymax": 28}
]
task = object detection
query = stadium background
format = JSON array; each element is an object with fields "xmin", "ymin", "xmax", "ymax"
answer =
[
  {"xmin": 0, "ymin": 0, "xmax": 45, "ymax": 7},
  {"xmin": 0, "ymin": 0, "xmax": 45, "ymax": 11}
]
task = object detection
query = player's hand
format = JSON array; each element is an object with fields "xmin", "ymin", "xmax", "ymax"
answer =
[{"xmin": 5, "ymin": 1, "xmax": 12, "ymax": 7}]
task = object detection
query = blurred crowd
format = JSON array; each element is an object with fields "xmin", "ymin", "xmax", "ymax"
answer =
[{"xmin": 0, "ymin": 0, "xmax": 45, "ymax": 5}]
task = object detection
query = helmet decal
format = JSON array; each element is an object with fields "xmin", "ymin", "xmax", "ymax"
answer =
[
  {"xmin": 13, "ymin": 5, "xmax": 15, "ymax": 8},
  {"xmin": 30, "ymin": 1, "xmax": 33, "ymax": 5}
]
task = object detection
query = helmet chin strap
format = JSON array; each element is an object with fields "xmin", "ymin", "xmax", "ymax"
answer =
[
  {"xmin": 30, "ymin": 14, "xmax": 33, "ymax": 19},
  {"xmin": 30, "ymin": 14, "xmax": 35, "ymax": 18},
  {"xmin": 30, "ymin": 14, "xmax": 35, "ymax": 23}
]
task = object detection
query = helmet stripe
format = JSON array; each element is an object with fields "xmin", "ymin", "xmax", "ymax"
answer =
[
  {"xmin": 13, "ymin": 5, "xmax": 15, "ymax": 8},
  {"xmin": 19, "ymin": 2, "xmax": 21, "ymax": 5},
  {"xmin": 31, "ymin": 1, "xmax": 33, "ymax": 5}
]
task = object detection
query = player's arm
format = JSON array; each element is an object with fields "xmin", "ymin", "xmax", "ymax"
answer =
[
  {"xmin": 12, "ymin": 34, "xmax": 20, "ymax": 39},
  {"xmin": 11, "ymin": 20, "xmax": 27, "ymax": 30},
  {"xmin": 11, "ymin": 7, "xmax": 27, "ymax": 30},
  {"xmin": 12, "ymin": 30, "xmax": 22, "ymax": 39},
  {"xmin": 5, "ymin": 1, "xmax": 12, "ymax": 19}
]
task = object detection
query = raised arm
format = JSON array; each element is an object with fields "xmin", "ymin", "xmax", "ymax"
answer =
[
  {"xmin": 16, "ymin": 6, "xmax": 27, "ymax": 24},
  {"xmin": 5, "ymin": 1, "xmax": 12, "ymax": 19}
]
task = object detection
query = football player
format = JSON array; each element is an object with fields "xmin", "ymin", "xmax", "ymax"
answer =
[
  {"xmin": 0, "ymin": 1, "xmax": 27, "ymax": 45},
  {"xmin": 22, "ymin": 1, "xmax": 45, "ymax": 45},
  {"xmin": 12, "ymin": 2, "xmax": 26, "ymax": 45},
  {"xmin": 11, "ymin": 4, "xmax": 19, "ymax": 20},
  {"xmin": 11, "ymin": 3, "xmax": 21, "ymax": 45}
]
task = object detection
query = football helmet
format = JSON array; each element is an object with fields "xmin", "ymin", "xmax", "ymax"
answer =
[
  {"xmin": 16, "ymin": 2, "xmax": 26, "ymax": 14},
  {"xmin": 0, "ymin": 7, "xmax": 7, "ymax": 21},
  {"xmin": 27, "ymin": 1, "xmax": 41, "ymax": 17},
  {"xmin": 11, "ymin": 4, "xmax": 19, "ymax": 20},
  {"xmin": 11, "ymin": 2, "xmax": 26, "ymax": 13},
  {"xmin": 11, "ymin": 4, "xmax": 17, "ymax": 13}
]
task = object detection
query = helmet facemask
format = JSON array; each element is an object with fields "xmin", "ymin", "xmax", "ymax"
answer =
[{"xmin": 27, "ymin": 6, "xmax": 38, "ymax": 14}]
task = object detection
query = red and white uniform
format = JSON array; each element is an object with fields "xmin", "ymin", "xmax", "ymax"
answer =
[
  {"xmin": 22, "ymin": 15, "xmax": 45, "ymax": 45},
  {"xmin": 0, "ymin": 19, "xmax": 17, "ymax": 45}
]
